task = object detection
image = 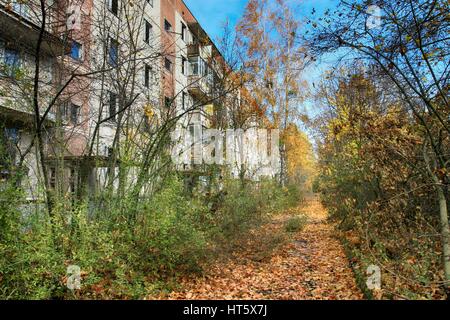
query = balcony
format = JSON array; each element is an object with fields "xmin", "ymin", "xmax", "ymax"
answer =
[
  {"xmin": 187, "ymin": 56, "xmax": 213, "ymax": 100},
  {"xmin": 188, "ymin": 74, "xmax": 212, "ymax": 100},
  {"xmin": 187, "ymin": 43, "xmax": 199, "ymax": 57},
  {"xmin": 0, "ymin": 4, "xmax": 67, "ymax": 56},
  {"xmin": 0, "ymin": 93, "xmax": 56, "ymax": 126}
]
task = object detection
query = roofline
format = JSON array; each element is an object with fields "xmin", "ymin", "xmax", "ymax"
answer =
[{"xmin": 179, "ymin": 0, "xmax": 228, "ymax": 66}]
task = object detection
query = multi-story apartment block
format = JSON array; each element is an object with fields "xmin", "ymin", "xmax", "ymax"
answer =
[
  {"xmin": 0, "ymin": 1, "xmax": 65, "ymax": 200},
  {"xmin": 0, "ymin": 0, "xmax": 278, "ymax": 203}
]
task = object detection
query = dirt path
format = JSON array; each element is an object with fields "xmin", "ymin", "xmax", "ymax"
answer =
[{"xmin": 151, "ymin": 198, "xmax": 363, "ymax": 300}]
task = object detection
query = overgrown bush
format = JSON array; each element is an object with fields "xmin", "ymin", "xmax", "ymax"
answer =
[
  {"xmin": 215, "ymin": 179, "xmax": 262, "ymax": 238},
  {"xmin": 284, "ymin": 215, "xmax": 307, "ymax": 233},
  {"xmin": 314, "ymin": 70, "xmax": 448, "ymax": 299},
  {"xmin": 0, "ymin": 174, "xmax": 302, "ymax": 299},
  {"xmin": 0, "ymin": 182, "xmax": 65, "ymax": 299},
  {"xmin": 134, "ymin": 178, "xmax": 210, "ymax": 274}
]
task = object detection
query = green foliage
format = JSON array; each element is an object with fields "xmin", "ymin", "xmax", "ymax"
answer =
[
  {"xmin": 214, "ymin": 179, "xmax": 301, "ymax": 239},
  {"xmin": 256, "ymin": 179, "xmax": 302, "ymax": 214},
  {"xmin": 284, "ymin": 215, "xmax": 307, "ymax": 233},
  {"xmin": 0, "ymin": 192, "xmax": 65, "ymax": 299},
  {"xmin": 215, "ymin": 179, "xmax": 262, "ymax": 238},
  {"xmin": 0, "ymin": 173, "xmax": 301, "ymax": 299},
  {"xmin": 134, "ymin": 177, "xmax": 209, "ymax": 274},
  {"xmin": 314, "ymin": 69, "xmax": 448, "ymax": 299}
]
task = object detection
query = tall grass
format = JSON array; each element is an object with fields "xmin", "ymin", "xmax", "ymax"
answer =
[{"xmin": 0, "ymin": 176, "xmax": 301, "ymax": 299}]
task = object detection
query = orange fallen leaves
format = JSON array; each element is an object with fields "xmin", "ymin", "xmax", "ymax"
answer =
[{"xmin": 147, "ymin": 199, "xmax": 364, "ymax": 300}]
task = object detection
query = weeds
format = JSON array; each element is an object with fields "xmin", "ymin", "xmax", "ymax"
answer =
[
  {"xmin": 0, "ymin": 176, "xmax": 301, "ymax": 299},
  {"xmin": 284, "ymin": 215, "xmax": 308, "ymax": 233}
]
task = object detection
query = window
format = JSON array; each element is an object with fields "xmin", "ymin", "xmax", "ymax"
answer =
[
  {"xmin": 69, "ymin": 168, "xmax": 76, "ymax": 195},
  {"xmin": 182, "ymin": 91, "xmax": 187, "ymax": 110},
  {"xmin": 0, "ymin": 128, "xmax": 19, "ymax": 180},
  {"xmin": 144, "ymin": 64, "xmax": 151, "ymax": 88},
  {"xmin": 188, "ymin": 124, "xmax": 195, "ymax": 137},
  {"xmin": 144, "ymin": 20, "xmax": 153, "ymax": 44},
  {"xmin": 108, "ymin": 91, "xmax": 117, "ymax": 122},
  {"xmin": 165, "ymin": 96, "xmax": 172, "ymax": 108},
  {"xmin": 164, "ymin": 57, "xmax": 172, "ymax": 72},
  {"xmin": 189, "ymin": 56, "xmax": 208, "ymax": 77},
  {"xmin": 108, "ymin": 37, "xmax": 119, "ymax": 67},
  {"xmin": 49, "ymin": 167, "xmax": 56, "ymax": 190},
  {"xmin": 4, "ymin": 128, "xmax": 18, "ymax": 163},
  {"xmin": 164, "ymin": 19, "xmax": 172, "ymax": 32},
  {"xmin": 188, "ymin": 56, "xmax": 200, "ymax": 76},
  {"xmin": 41, "ymin": 59, "xmax": 53, "ymax": 82},
  {"xmin": 181, "ymin": 55, "xmax": 187, "ymax": 75},
  {"xmin": 70, "ymin": 41, "xmax": 82, "ymax": 60},
  {"xmin": 70, "ymin": 103, "xmax": 81, "ymax": 125},
  {"xmin": 12, "ymin": 2, "xmax": 29, "ymax": 18},
  {"xmin": 107, "ymin": 0, "xmax": 118, "ymax": 16},
  {"xmin": 181, "ymin": 22, "xmax": 187, "ymax": 42},
  {"xmin": 4, "ymin": 48, "xmax": 20, "ymax": 77},
  {"xmin": 146, "ymin": 0, "xmax": 153, "ymax": 7},
  {"xmin": 58, "ymin": 102, "xmax": 70, "ymax": 122}
]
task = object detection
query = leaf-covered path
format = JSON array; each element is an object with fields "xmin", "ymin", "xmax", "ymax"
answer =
[{"xmin": 150, "ymin": 198, "xmax": 363, "ymax": 300}]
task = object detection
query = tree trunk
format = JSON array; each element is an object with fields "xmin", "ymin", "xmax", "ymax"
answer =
[
  {"xmin": 423, "ymin": 143, "xmax": 450, "ymax": 291},
  {"xmin": 436, "ymin": 182, "xmax": 450, "ymax": 291},
  {"xmin": 279, "ymin": 143, "xmax": 287, "ymax": 187}
]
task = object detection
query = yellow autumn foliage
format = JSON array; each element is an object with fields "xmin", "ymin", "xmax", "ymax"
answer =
[{"xmin": 283, "ymin": 123, "xmax": 316, "ymax": 190}]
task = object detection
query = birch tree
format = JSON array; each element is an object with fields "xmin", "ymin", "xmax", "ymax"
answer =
[{"xmin": 308, "ymin": 0, "xmax": 450, "ymax": 291}]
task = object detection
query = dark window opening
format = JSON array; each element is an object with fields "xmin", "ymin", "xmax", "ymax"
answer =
[
  {"xmin": 49, "ymin": 167, "xmax": 56, "ymax": 190},
  {"xmin": 59, "ymin": 102, "xmax": 70, "ymax": 122},
  {"xmin": 108, "ymin": 91, "xmax": 117, "ymax": 122},
  {"xmin": 165, "ymin": 96, "xmax": 172, "ymax": 108},
  {"xmin": 144, "ymin": 20, "xmax": 153, "ymax": 44},
  {"xmin": 70, "ymin": 103, "xmax": 81, "ymax": 125},
  {"xmin": 107, "ymin": 0, "xmax": 118, "ymax": 16},
  {"xmin": 164, "ymin": 58, "xmax": 172, "ymax": 72},
  {"xmin": 108, "ymin": 37, "xmax": 119, "ymax": 67},
  {"xmin": 144, "ymin": 64, "xmax": 151, "ymax": 88},
  {"xmin": 181, "ymin": 55, "xmax": 187, "ymax": 75},
  {"xmin": 69, "ymin": 168, "xmax": 76, "ymax": 195},
  {"xmin": 181, "ymin": 22, "xmax": 187, "ymax": 41},
  {"xmin": 164, "ymin": 19, "xmax": 172, "ymax": 32}
]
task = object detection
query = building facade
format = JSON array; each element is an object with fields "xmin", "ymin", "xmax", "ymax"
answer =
[{"xmin": 0, "ymin": 0, "xmax": 279, "ymax": 202}]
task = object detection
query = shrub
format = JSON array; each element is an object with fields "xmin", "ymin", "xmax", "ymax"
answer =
[
  {"xmin": 212, "ymin": 178, "xmax": 303, "ymax": 241},
  {"xmin": 134, "ymin": 177, "xmax": 209, "ymax": 274},
  {"xmin": 284, "ymin": 215, "xmax": 307, "ymax": 233},
  {"xmin": 256, "ymin": 180, "xmax": 303, "ymax": 214},
  {"xmin": 0, "ymin": 193, "xmax": 65, "ymax": 299},
  {"xmin": 0, "ymin": 174, "xmax": 302, "ymax": 299},
  {"xmin": 215, "ymin": 179, "xmax": 262, "ymax": 239}
]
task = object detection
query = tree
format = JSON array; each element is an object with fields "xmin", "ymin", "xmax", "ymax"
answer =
[
  {"xmin": 236, "ymin": 0, "xmax": 309, "ymax": 185},
  {"xmin": 308, "ymin": 0, "xmax": 450, "ymax": 293},
  {"xmin": 283, "ymin": 123, "xmax": 316, "ymax": 190}
]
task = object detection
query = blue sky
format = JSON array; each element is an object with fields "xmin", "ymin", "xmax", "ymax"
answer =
[
  {"xmin": 183, "ymin": 0, "xmax": 340, "ymax": 41},
  {"xmin": 183, "ymin": 0, "xmax": 248, "ymax": 42},
  {"xmin": 184, "ymin": 0, "xmax": 342, "ymax": 131},
  {"xmin": 183, "ymin": 0, "xmax": 341, "ymax": 83}
]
